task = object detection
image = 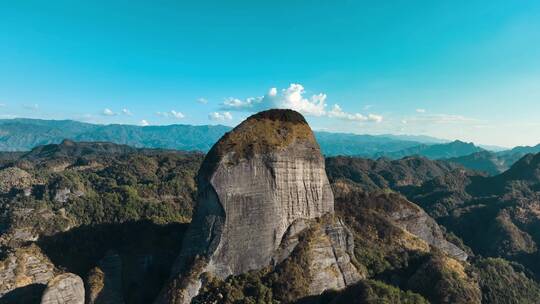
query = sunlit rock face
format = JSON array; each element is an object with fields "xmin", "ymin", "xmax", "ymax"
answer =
[
  {"xmin": 157, "ymin": 109, "xmax": 360, "ymax": 304},
  {"xmin": 178, "ymin": 109, "xmax": 334, "ymax": 278}
]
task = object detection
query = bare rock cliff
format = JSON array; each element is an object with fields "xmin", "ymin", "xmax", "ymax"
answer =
[
  {"xmin": 0, "ymin": 245, "xmax": 56, "ymax": 299},
  {"xmin": 157, "ymin": 109, "xmax": 361, "ymax": 303},
  {"xmin": 40, "ymin": 273, "xmax": 85, "ymax": 304}
]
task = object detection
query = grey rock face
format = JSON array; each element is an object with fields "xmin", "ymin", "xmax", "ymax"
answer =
[
  {"xmin": 175, "ymin": 110, "xmax": 334, "ymax": 279},
  {"xmin": 390, "ymin": 203, "xmax": 468, "ymax": 261},
  {"xmin": 0, "ymin": 245, "xmax": 55, "ymax": 298},
  {"xmin": 182, "ymin": 146, "xmax": 334, "ymax": 278},
  {"xmin": 158, "ymin": 110, "xmax": 361, "ymax": 304},
  {"xmin": 295, "ymin": 218, "xmax": 365, "ymax": 295},
  {"xmin": 40, "ymin": 273, "xmax": 85, "ymax": 304}
]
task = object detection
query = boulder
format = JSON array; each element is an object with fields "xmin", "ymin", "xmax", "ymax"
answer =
[{"xmin": 40, "ymin": 273, "xmax": 85, "ymax": 304}]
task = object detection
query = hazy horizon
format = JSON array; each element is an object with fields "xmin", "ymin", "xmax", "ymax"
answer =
[{"xmin": 0, "ymin": 116, "xmax": 518, "ymax": 149}]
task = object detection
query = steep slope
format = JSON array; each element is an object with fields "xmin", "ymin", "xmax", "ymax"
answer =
[
  {"xmin": 158, "ymin": 109, "xmax": 362, "ymax": 303},
  {"xmin": 355, "ymin": 151, "xmax": 540, "ymax": 293}
]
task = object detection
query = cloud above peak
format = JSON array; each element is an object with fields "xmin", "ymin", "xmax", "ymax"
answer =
[
  {"xmin": 220, "ymin": 83, "xmax": 382, "ymax": 122},
  {"xmin": 221, "ymin": 83, "xmax": 326, "ymax": 116},
  {"xmin": 209, "ymin": 111, "xmax": 233, "ymax": 121}
]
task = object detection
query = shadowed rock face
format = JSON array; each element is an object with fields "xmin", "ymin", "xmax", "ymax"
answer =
[
  {"xmin": 86, "ymin": 251, "xmax": 125, "ymax": 304},
  {"xmin": 40, "ymin": 273, "xmax": 85, "ymax": 304},
  {"xmin": 176, "ymin": 109, "xmax": 334, "ymax": 278},
  {"xmin": 0, "ymin": 245, "xmax": 56, "ymax": 299},
  {"xmin": 158, "ymin": 109, "xmax": 359, "ymax": 304}
]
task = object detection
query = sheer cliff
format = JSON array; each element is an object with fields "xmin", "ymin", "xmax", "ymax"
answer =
[{"xmin": 158, "ymin": 109, "xmax": 362, "ymax": 303}]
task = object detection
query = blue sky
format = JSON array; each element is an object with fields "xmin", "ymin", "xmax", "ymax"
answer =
[{"xmin": 1, "ymin": 1, "xmax": 540, "ymax": 147}]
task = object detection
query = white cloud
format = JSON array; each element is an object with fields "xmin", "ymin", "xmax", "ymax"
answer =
[
  {"xmin": 368, "ymin": 114, "xmax": 383, "ymax": 123},
  {"xmin": 220, "ymin": 83, "xmax": 383, "ymax": 122},
  {"xmin": 140, "ymin": 119, "xmax": 149, "ymax": 126},
  {"xmin": 222, "ymin": 96, "xmax": 264, "ymax": 110},
  {"xmin": 121, "ymin": 108, "xmax": 132, "ymax": 116},
  {"xmin": 281, "ymin": 84, "xmax": 327, "ymax": 116},
  {"xmin": 220, "ymin": 83, "xmax": 326, "ymax": 116},
  {"xmin": 416, "ymin": 108, "xmax": 426, "ymax": 113},
  {"xmin": 327, "ymin": 104, "xmax": 368, "ymax": 121},
  {"xmin": 156, "ymin": 110, "xmax": 185, "ymax": 119},
  {"xmin": 170, "ymin": 110, "xmax": 185, "ymax": 119},
  {"xmin": 0, "ymin": 103, "xmax": 6, "ymax": 107},
  {"xmin": 209, "ymin": 111, "xmax": 233, "ymax": 121},
  {"xmin": 102, "ymin": 108, "xmax": 116, "ymax": 116},
  {"xmin": 327, "ymin": 104, "xmax": 383, "ymax": 123},
  {"xmin": 197, "ymin": 98, "xmax": 208, "ymax": 104}
]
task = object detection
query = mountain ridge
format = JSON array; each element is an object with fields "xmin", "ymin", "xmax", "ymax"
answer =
[{"xmin": 0, "ymin": 118, "xmax": 497, "ymax": 157}]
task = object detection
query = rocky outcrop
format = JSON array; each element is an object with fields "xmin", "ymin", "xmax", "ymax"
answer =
[
  {"xmin": 388, "ymin": 199, "xmax": 468, "ymax": 261},
  {"xmin": 158, "ymin": 109, "xmax": 360, "ymax": 303},
  {"xmin": 86, "ymin": 251, "xmax": 125, "ymax": 304},
  {"xmin": 40, "ymin": 273, "xmax": 85, "ymax": 304},
  {"xmin": 0, "ymin": 167, "xmax": 34, "ymax": 193},
  {"xmin": 332, "ymin": 180, "xmax": 468, "ymax": 261},
  {"xmin": 303, "ymin": 218, "xmax": 364, "ymax": 294},
  {"xmin": 0, "ymin": 245, "xmax": 56, "ymax": 298}
]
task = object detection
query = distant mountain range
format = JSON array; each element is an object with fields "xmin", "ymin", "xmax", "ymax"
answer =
[
  {"xmin": 1, "ymin": 118, "xmax": 539, "ymax": 175},
  {"xmin": 0, "ymin": 118, "xmax": 439, "ymax": 156}
]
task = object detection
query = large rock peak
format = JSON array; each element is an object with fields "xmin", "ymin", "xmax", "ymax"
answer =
[
  {"xmin": 181, "ymin": 109, "xmax": 334, "ymax": 276},
  {"xmin": 198, "ymin": 109, "xmax": 318, "ymax": 182},
  {"xmin": 159, "ymin": 109, "xmax": 359, "ymax": 303}
]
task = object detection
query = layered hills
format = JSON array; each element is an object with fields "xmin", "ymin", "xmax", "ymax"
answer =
[{"xmin": 1, "ymin": 110, "xmax": 540, "ymax": 303}]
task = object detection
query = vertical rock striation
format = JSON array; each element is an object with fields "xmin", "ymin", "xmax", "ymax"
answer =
[
  {"xmin": 0, "ymin": 245, "xmax": 55, "ymax": 299},
  {"xmin": 158, "ymin": 109, "xmax": 361, "ymax": 303},
  {"xmin": 40, "ymin": 273, "xmax": 85, "ymax": 304},
  {"xmin": 179, "ymin": 109, "xmax": 334, "ymax": 277}
]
